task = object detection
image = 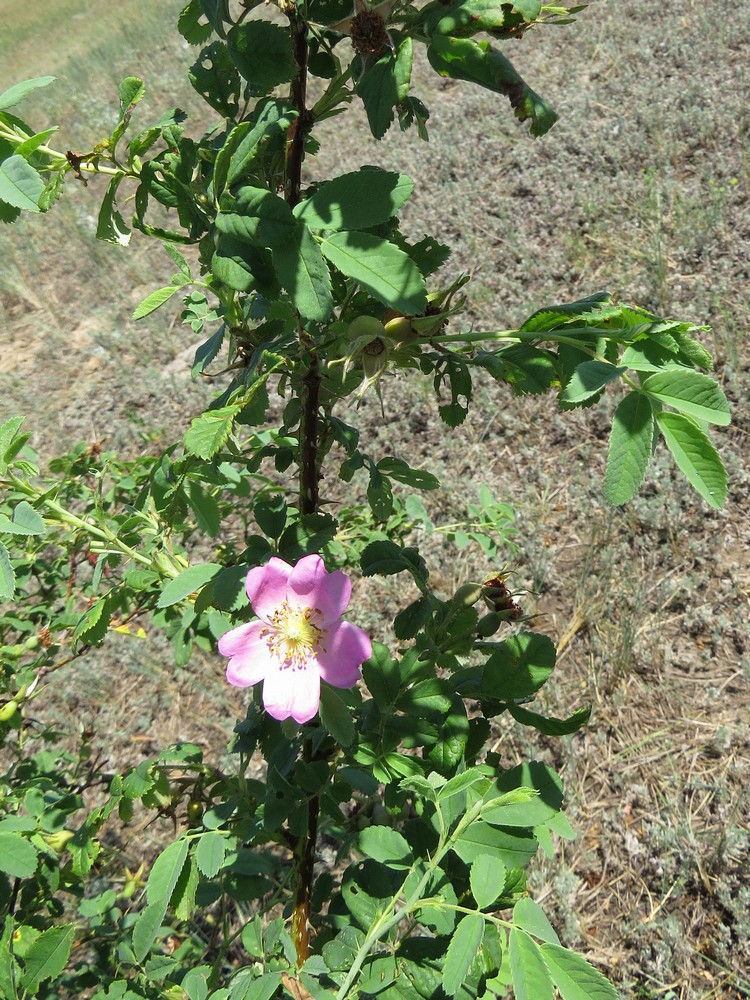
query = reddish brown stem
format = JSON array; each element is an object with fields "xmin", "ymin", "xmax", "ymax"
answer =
[{"xmin": 286, "ymin": 5, "xmax": 322, "ymax": 967}]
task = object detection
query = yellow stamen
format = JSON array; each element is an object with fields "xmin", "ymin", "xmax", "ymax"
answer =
[{"xmin": 261, "ymin": 601, "xmax": 325, "ymax": 670}]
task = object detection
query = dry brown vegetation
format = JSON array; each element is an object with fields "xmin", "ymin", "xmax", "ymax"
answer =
[{"xmin": 1, "ymin": 1, "xmax": 749, "ymax": 997}]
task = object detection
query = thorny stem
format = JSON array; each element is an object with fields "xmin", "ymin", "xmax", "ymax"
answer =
[
  {"xmin": 284, "ymin": 2, "xmax": 322, "ymax": 968},
  {"xmin": 285, "ymin": 4, "xmax": 310, "ymax": 210}
]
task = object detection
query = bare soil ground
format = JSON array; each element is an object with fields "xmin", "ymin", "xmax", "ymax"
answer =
[{"xmin": 1, "ymin": 1, "xmax": 749, "ymax": 997}]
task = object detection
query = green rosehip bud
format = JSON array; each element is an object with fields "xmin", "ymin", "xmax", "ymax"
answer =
[
  {"xmin": 0, "ymin": 701, "xmax": 18, "ymax": 722},
  {"xmin": 186, "ymin": 798, "xmax": 203, "ymax": 824},
  {"xmin": 43, "ymin": 830, "xmax": 74, "ymax": 852},
  {"xmin": 452, "ymin": 582, "xmax": 483, "ymax": 607},
  {"xmin": 383, "ymin": 315, "xmax": 419, "ymax": 344},
  {"xmin": 476, "ymin": 611, "xmax": 504, "ymax": 637},
  {"xmin": 348, "ymin": 315, "xmax": 386, "ymax": 341}
]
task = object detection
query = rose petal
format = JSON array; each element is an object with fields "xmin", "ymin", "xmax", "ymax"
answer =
[
  {"xmin": 288, "ymin": 554, "xmax": 352, "ymax": 623},
  {"xmin": 246, "ymin": 557, "xmax": 292, "ymax": 621},
  {"xmin": 219, "ymin": 621, "xmax": 270, "ymax": 687},
  {"xmin": 317, "ymin": 620, "xmax": 371, "ymax": 688},
  {"xmin": 262, "ymin": 662, "xmax": 321, "ymax": 724}
]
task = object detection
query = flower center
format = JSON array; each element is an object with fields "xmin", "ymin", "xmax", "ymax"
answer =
[{"xmin": 261, "ymin": 602, "xmax": 325, "ymax": 670}]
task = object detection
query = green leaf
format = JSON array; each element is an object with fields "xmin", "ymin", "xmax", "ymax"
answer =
[
  {"xmin": 424, "ymin": 0, "xmax": 507, "ymax": 37},
  {"xmin": 0, "ymin": 542, "xmax": 15, "ymax": 599},
  {"xmin": 132, "ymin": 901, "xmax": 167, "ymax": 963},
  {"xmin": 362, "ymin": 643, "xmax": 402, "ymax": 709},
  {"xmin": 439, "ymin": 769, "xmax": 488, "ymax": 801},
  {"xmin": 509, "ymin": 928, "xmax": 555, "ymax": 1000},
  {"xmin": 163, "ymin": 242, "xmax": 191, "ymax": 277},
  {"xmin": 133, "ymin": 284, "xmax": 184, "ymax": 321},
  {"xmin": 454, "ymin": 822, "xmax": 537, "ymax": 868},
  {"xmin": 491, "ymin": 344, "xmax": 557, "ymax": 395},
  {"xmin": 360, "ymin": 540, "xmax": 428, "ymax": 585},
  {"xmin": 0, "ymin": 500, "xmax": 45, "ymax": 536},
  {"xmin": 441, "ymin": 912, "xmax": 485, "ymax": 996},
  {"xmin": 94, "ymin": 175, "xmax": 131, "ymax": 245},
  {"xmin": 604, "ymin": 391, "xmax": 655, "ymax": 506},
  {"xmin": 505, "ymin": 702, "xmax": 591, "ymax": 736},
  {"xmin": 0, "ymin": 415, "xmax": 25, "ymax": 468},
  {"xmin": 227, "ymin": 21, "xmax": 297, "ymax": 91},
  {"xmin": 561, "ymin": 361, "xmax": 626, "ymax": 404},
  {"xmin": 319, "ymin": 685, "xmax": 355, "ymax": 746},
  {"xmin": 512, "ymin": 0, "xmax": 542, "ymax": 16},
  {"xmin": 0, "ymin": 77, "xmax": 55, "ymax": 110},
  {"xmin": 229, "ymin": 972, "xmax": 283, "ymax": 1000},
  {"xmin": 170, "ymin": 858, "xmax": 201, "ymax": 914},
  {"xmin": 222, "ymin": 100, "xmax": 296, "ymax": 191},
  {"xmin": 295, "ymin": 169, "xmax": 413, "ymax": 231},
  {"xmin": 397, "ymin": 677, "xmax": 452, "ymax": 716},
  {"xmin": 377, "ymin": 456, "xmax": 439, "ymax": 490},
  {"xmin": 184, "ymin": 403, "xmax": 242, "ymax": 459},
  {"xmin": 435, "ymin": 354, "xmax": 472, "ymax": 426},
  {"xmin": 483, "ymin": 761, "xmax": 563, "ymax": 828},
  {"xmin": 342, "ymin": 859, "xmax": 403, "ymax": 932},
  {"xmin": 178, "ymin": 0, "xmax": 214, "ymax": 44},
  {"xmin": 182, "ymin": 966, "xmax": 209, "ymax": 1000},
  {"xmin": 393, "ymin": 595, "xmax": 433, "ymax": 640},
  {"xmin": 358, "ymin": 827, "xmax": 413, "ymax": 868},
  {"xmin": 367, "ymin": 465, "xmax": 394, "ymax": 521},
  {"xmin": 72, "ymin": 596, "xmax": 112, "ymax": 649},
  {"xmin": 189, "ymin": 42, "xmax": 240, "ymax": 117},
  {"xmin": 470, "ymin": 854, "xmax": 507, "ymax": 909},
  {"xmin": 188, "ymin": 481, "xmax": 221, "ymax": 536},
  {"xmin": 0, "ymin": 154, "xmax": 43, "ymax": 211},
  {"xmin": 277, "ymin": 512, "xmax": 338, "ymax": 561},
  {"xmin": 513, "ymin": 898, "xmax": 560, "ymax": 945},
  {"xmin": 642, "ymin": 369, "xmax": 730, "ymax": 425},
  {"xmin": 212, "ymin": 564, "xmax": 252, "ymax": 612},
  {"xmin": 157, "ymin": 563, "xmax": 222, "ymax": 608},
  {"xmin": 321, "ymin": 230, "xmax": 427, "ymax": 314},
  {"xmin": 356, "ymin": 35, "xmax": 413, "ymax": 140},
  {"xmin": 192, "ymin": 327, "xmax": 225, "ymax": 377},
  {"xmin": 657, "ymin": 411, "xmax": 727, "ymax": 508},
  {"xmin": 133, "ymin": 839, "xmax": 190, "ymax": 960},
  {"xmin": 212, "ymin": 237, "xmax": 275, "ymax": 294},
  {"xmin": 196, "ymin": 832, "xmax": 227, "ymax": 879},
  {"xmin": 273, "ymin": 223, "xmax": 333, "ymax": 321},
  {"xmin": 20, "ymin": 924, "xmax": 76, "ymax": 996},
  {"xmin": 427, "ymin": 36, "xmax": 556, "ymax": 136},
  {"xmin": 540, "ymin": 942, "xmax": 619, "ymax": 999},
  {"xmin": 481, "ymin": 632, "xmax": 556, "ymax": 701},
  {"xmin": 218, "ymin": 186, "xmax": 297, "ymax": 248},
  {"xmin": 14, "ymin": 127, "xmax": 58, "ymax": 159},
  {"xmin": 0, "ymin": 831, "xmax": 38, "ymax": 877},
  {"xmin": 118, "ymin": 76, "xmax": 145, "ymax": 116}
]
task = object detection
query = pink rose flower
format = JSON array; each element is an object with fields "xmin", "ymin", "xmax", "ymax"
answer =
[{"xmin": 218, "ymin": 554, "xmax": 372, "ymax": 725}]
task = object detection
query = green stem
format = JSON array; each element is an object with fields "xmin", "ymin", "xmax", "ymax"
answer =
[
  {"xmin": 431, "ymin": 325, "xmax": 631, "ymax": 347},
  {"xmin": 335, "ymin": 799, "xmax": 485, "ymax": 1000},
  {"xmin": 4, "ymin": 475, "xmax": 184, "ymax": 576}
]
